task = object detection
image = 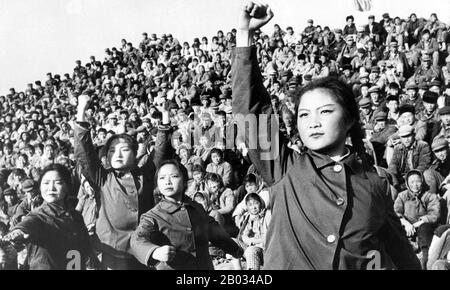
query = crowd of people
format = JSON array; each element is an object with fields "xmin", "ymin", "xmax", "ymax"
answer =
[{"xmin": 0, "ymin": 6, "xmax": 450, "ymax": 270}]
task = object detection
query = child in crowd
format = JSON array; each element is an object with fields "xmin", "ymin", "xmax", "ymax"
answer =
[{"xmin": 236, "ymin": 193, "xmax": 271, "ymax": 270}]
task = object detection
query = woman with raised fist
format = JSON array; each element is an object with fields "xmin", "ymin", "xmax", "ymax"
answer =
[{"xmin": 232, "ymin": 1, "xmax": 421, "ymax": 270}]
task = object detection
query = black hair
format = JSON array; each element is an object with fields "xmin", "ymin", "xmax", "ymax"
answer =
[
  {"xmin": 245, "ymin": 192, "xmax": 263, "ymax": 205},
  {"xmin": 38, "ymin": 163, "xmax": 73, "ymax": 195},
  {"xmin": 192, "ymin": 164, "xmax": 205, "ymax": 174},
  {"xmin": 243, "ymin": 173, "xmax": 257, "ymax": 185},
  {"xmin": 103, "ymin": 134, "xmax": 139, "ymax": 156},
  {"xmin": 294, "ymin": 77, "xmax": 370, "ymax": 170},
  {"xmin": 154, "ymin": 159, "xmax": 189, "ymax": 191},
  {"xmin": 210, "ymin": 148, "xmax": 224, "ymax": 158},
  {"xmin": 205, "ymin": 172, "xmax": 224, "ymax": 189}
]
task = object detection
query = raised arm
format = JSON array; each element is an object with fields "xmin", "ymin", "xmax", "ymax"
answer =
[
  {"xmin": 73, "ymin": 95, "xmax": 107, "ymax": 188},
  {"xmin": 232, "ymin": 2, "xmax": 294, "ymax": 186}
]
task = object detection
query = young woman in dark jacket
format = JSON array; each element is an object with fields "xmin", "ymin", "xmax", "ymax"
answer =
[
  {"xmin": 3, "ymin": 164, "xmax": 91, "ymax": 270},
  {"xmin": 232, "ymin": 2, "xmax": 421, "ymax": 270}
]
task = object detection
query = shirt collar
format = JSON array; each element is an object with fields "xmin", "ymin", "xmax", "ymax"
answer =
[
  {"xmin": 158, "ymin": 196, "xmax": 195, "ymax": 214},
  {"xmin": 306, "ymin": 147, "xmax": 365, "ymax": 176},
  {"xmin": 40, "ymin": 201, "xmax": 71, "ymax": 218}
]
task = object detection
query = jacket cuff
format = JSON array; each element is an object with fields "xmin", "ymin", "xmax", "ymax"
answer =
[
  {"xmin": 73, "ymin": 121, "xmax": 91, "ymax": 131},
  {"xmin": 158, "ymin": 124, "xmax": 171, "ymax": 131},
  {"xmin": 145, "ymin": 246, "xmax": 162, "ymax": 267}
]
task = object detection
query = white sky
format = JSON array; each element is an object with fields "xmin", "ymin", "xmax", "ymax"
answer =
[{"xmin": 0, "ymin": 0, "xmax": 449, "ymax": 96}]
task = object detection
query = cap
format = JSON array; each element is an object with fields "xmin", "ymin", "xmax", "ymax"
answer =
[
  {"xmin": 422, "ymin": 91, "xmax": 438, "ymax": 104},
  {"xmin": 439, "ymin": 106, "xmax": 450, "ymax": 115},
  {"xmin": 374, "ymin": 111, "xmax": 388, "ymax": 121},
  {"xmin": 368, "ymin": 86, "xmax": 380, "ymax": 94},
  {"xmin": 21, "ymin": 179, "xmax": 35, "ymax": 192},
  {"xmin": 371, "ymin": 66, "xmax": 380, "ymax": 73},
  {"xmin": 406, "ymin": 83, "xmax": 419, "ymax": 90},
  {"xmin": 382, "ymin": 13, "xmax": 390, "ymax": 18},
  {"xmin": 334, "ymin": 29, "xmax": 343, "ymax": 34},
  {"xmin": 107, "ymin": 113, "xmax": 118, "ymax": 120},
  {"xmin": 398, "ymin": 125, "xmax": 415, "ymax": 137},
  {"xmin": 3, "ymin": 188, "xmax": 16, "ymax": 196},
  {"xmin": 358, "ymin": 98, "xmax": 372, "ymax": 108},
  {"xmin": 399, "ymin": 104, "xmax": 415, "ymax": 116},
  {"xmin": 431, "ymin": 138, "xmax": 449, "ymax": 152},
  {"xmin": 429, "ymin": 80, "xmax": 442, "ymax": 88}
]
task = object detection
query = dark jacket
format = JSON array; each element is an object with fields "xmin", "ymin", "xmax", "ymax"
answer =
[
  {"xmin": 130, "ymin": 197, "xmax": 243, "ymax": 270},
  {"xmin": 73, "ymin": 122, "xmax": 172, "ymax": 258},
  {"xmin": 388, "ymin": 140, "xmax": 432, "ymax": 178},
  {"xmin": 13, "ymin": 202, "xmax": 91, "ymax": 270},
  {"xmin": 231, "ymin": 46, "xmax": 421, "ymax": 270}
]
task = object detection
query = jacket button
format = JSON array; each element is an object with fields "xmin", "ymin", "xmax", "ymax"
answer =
[
  {"xmin": 336, "ymin": 198, "xmax": 345, "ymax": 206},
  {"xmin": 333, "ymin": 164, "xmax": 343, "ymax": 173},
  {"xmin": 181, "ymin": 207, "xmax": 186, "ymax": 211},
  {"xmin": 327, "ymin": 235, "xmax": 336, "ymax": 243},
  {"xmin": 186, "ymin": 227, "xmax": 192, "ymax": 231}
]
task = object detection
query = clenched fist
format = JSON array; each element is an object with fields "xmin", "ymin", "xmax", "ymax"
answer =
[
  {"xmin": 239, "ymin": 1, "xmax": 274, "ymax": 32},
  {"xmin": 77, "ymin": 94, "xmax": 91, "ymax": 111}
]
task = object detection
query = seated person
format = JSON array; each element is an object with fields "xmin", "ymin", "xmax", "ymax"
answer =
[
  {"xmin": 206, "ymin": 148, "xmax": 233, "ymax": 188},
  {"xmin": 236, "ymin": 193, "xmax": 271, "ymax": 270},
  {"xmin": 394, "ymin": 170, "xmax": 440, "ymax": 269}
]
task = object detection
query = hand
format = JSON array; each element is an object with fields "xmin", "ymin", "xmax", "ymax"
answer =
[
  {"xmin": 239, "ymin": 2, "xmax": 274, "ymax": 32},
  {"xmin": 2, "ymin": 229, "xmax": 29, "ymax": 244},
  {"xmin": 152, "ymin": 245, "xmax": 176, "ymax": 262},
  {"xmin": 402, "ymin": 220, "xmax": 416, "ymax": 237}
]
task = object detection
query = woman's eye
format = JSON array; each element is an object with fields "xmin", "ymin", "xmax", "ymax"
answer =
[
  {"xmin": 298, "ymin": 113, "xmax": 308, "ymax": 118},
  {"xmin": 321, "ymin": 110, "xmax": 333, "ymax": 115}
]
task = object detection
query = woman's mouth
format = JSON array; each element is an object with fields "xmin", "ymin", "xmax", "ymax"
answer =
[{"xmin": 309, "ymin": 132, "xmax": 324, "ymax": 138}]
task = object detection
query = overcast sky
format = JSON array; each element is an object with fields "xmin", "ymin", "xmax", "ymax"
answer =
[{"xmin": 1, "ymin": 0, "xmax": 449, "ymax": 95}]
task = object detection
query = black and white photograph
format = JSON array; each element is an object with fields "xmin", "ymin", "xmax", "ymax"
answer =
[{"xmin": 0, "ymin": 0, "xmax": 450, "ymax": 274}]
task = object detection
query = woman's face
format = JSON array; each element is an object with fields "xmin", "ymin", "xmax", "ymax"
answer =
[
  {"xmin": 179, "ymin": 148, "xmax": 190, "ymax": 160},
  {"xmin": 211, "ymin": 153, "xmax": 221, "ymax": 165},
  {"xmin": 297, "ymin": 89, "xmax": 351, "ymax": 156},
  {"xmin": 44, "ymin": 145, "xmax": 54, "ymax": 158},
  {"xmin": 407, "ymin": 174, "xmax": 422, "ymax": 193},
  {"xmin": 245, "ymin": 182, "xmax": 258, "ymax": 194},
  {"xmin": 157, "ymin": 164, "xmax": 184, "ymax": 200},
  {"xmin": 247, "ymin": 199, "xmax": 262, "ymax": 215},
  {"xmin": 107, "ymin": 138, "xmax": 136, "ymax": 171},
  {"xmin": 40, "ymin": 170, "xmax": 68, "ymax": 204}
]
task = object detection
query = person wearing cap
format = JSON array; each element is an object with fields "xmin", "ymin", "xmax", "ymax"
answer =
[
  {"xmin": 431, "ymin": 106, "xmax": 450, "ymax": 142},
  {"xmin": 396, "ymin": 104, "xmax": 428, "ymax": 142},
  {"xmin": 368, "ymin": 86, "xmax": 386, "ymax": 112},
  {"xmin": 351, "ymin": 48, "xmax": 371, "ymax": 71},
  {"xmin": 10, "ymin": 179, "xmax": 43, "ymax": 227},
  {"xmin": 73, "ymin": 94, "xmax": 174, "ymax": 269},
  {"xmin": 103, "ymin": 112, "xmax": 125, "ymax": 135},
  {"xmin": 413, "ymin": 28, "xmax": 440, "ymax": 67},
  {"xmin": 417, "ymin": 91, "xmax": 440, "ymax": 124},
  {"xmin": 369, "ymin": 111, "xmax": 398, "ymax": 166},
  {"xmin": 387, "ymin": 17, "xmax": 406, "ymax": 51},
  {"xmin": 401, "ymin": 83, "xmax": 424, "ymax": 114},
  {"xmin": 388, "ymin": 125, "xmax": 431, "ymax": 186},
  {"xmin": 302, "ymin": 19, "xmax": 315, "ymax": 41},
  {"xmin": 329, "ymin": 28, "xmax": 347, "ymax": 61},
  {"xmin": 394, "ymin": 169, "xmax": 440, "ymax": 269},
  {"xmin": 423, "ymin": 138, "xmax": 450, "ymax": 196},
  {"xmin": 410, "ymin": 51, "xmax": 444, "ymax": 85},
  {"xmin": 386, "ymin": 94, "xmax": 401, "ymax": 125},
  {"xmin": 383, "ymin": 40, "xmax": 408, "ymax": 78},
  {"xmin": 365, "ymin": 15, "xmax": 383, "ymax": 44}
]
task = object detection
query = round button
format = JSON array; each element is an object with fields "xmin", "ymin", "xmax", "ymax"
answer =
[
  {"xmin": 336, "ymin": 198, "xmax": 345, "ymax": 206},
  {"xmin": 186, "ymin": 227, "xmax": 192, "ymax": 231},
  {"xmin": 327, "ymin": 235, "xmax": 336, "ymax": 243},
  {"xmin": 333, "ymin": 164, "xmax": 343, "ymax": 173},
  {"xmin": 181, "ymin": 207, "xmax": 186, "ymax": 211}
]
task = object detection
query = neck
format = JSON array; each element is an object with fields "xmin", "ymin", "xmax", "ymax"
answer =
[{"xmin": 165, "ymin": 194, "xmax": 182, "ymax": 203}]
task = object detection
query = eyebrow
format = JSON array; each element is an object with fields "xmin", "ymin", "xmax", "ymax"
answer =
[{"xmin": 297, "ymin": 104, "xmax": 337, "ymax": 112}]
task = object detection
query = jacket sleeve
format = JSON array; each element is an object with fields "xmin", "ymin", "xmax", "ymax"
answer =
[
  {"xmin": 12, "ymin": 213, "xmax": 45, "ymax": 245},
  {"xmin": 208, "ymin": 215, "xmax": 243, "ymax": 258},
  {"xmin": 416, "ymin": 142, "xmax": 431, "ymax": 172},
  {"xmin": 387, "ymin": 147, "xmax": 401, "ymax": 176},
  {"xmin": 378, "ymin": 186, "xmax": 422, "ymax": 270},
  {"xmin": 231, "ymin": 46, "xmax": 295, "ymax": 187},
  {"xmin": 130, "ymin": 211, "xmax": 163, "ymax": 267},
  {"xmin": 393, "ymin": 193, "xmax": 405, "ymax": 218},
  {"xmin": 73, "ymin": 122, "xmax": 107, "ymax": 189},
  {"xmin": 149, "ymin": 124, "xmax": 174, "ymax": 169},
  {"xmin": 221, "ymin": 162, "xmax": 233, "ymax": 188},
  {"xmin": 419, "ymin": 193, "xmax": 440, "ymax": 224}
]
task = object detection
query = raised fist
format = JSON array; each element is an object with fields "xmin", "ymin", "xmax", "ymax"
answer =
[{"xmin": 239, "ymin": 1, "xmax": 274, "ymax": 32}]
